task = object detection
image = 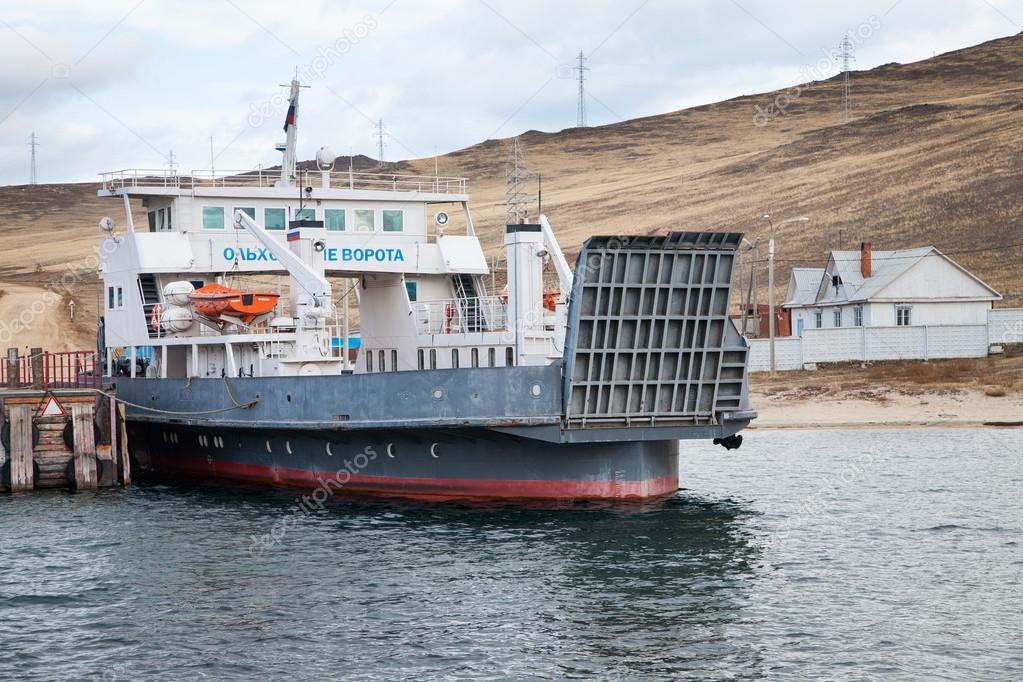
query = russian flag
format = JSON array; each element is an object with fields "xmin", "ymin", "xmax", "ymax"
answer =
[
  {"xmin": 283, "ymin": 98, "xmax": 296, "ymax": 131},
  {"xmin": 287, "ymin": 230, "xmax": 301, "ymax": 242}
]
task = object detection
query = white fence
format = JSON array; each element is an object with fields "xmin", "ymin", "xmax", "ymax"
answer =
[{"xmin": 747, "ymin": 308, "xmax": 1022, "ymax": 372}]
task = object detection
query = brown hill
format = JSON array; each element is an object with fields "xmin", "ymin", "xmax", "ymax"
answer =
[{"xmin": 2, "ymin": 31, "xmax": 1022, "ymax": 349}]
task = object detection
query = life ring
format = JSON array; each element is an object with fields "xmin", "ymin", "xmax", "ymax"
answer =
[{"xmin": 150, "ymin": 304, "xmax": 163, "ymax": 331}]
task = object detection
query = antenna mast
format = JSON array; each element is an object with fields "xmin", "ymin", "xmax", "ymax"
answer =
[
  {"xmin": 375, "ymin": 119, "xmax": 386, "ymax": 162},
  {"xmin": 839, "ymin": 33, "xmax": 855, "ymax": 124},
  {"xmin": 506, "ymin": 137, "xmax": 530, "ymax": 224},
  {"xmin": 575, "ymin": 51, "xmax": 589, "ymax": 127},
  {"xmin": 28, "ymin": 132, "xmax": 38, "ymax": 185}
]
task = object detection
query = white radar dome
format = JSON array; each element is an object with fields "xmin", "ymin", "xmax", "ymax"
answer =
[{"xmin": 315, "ymin": 146, "xmax": 336, "ymax": 171}]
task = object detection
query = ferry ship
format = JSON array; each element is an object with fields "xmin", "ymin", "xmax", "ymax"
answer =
[{"xmin": 97, "ymin": 79, "xmax": 755, "ymax": 500}]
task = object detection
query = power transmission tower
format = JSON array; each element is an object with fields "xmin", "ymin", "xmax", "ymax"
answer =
[
  {"xmin": 374, "ymin": 119, "xmax": 387, "ymax": 161},
  {"xmin": 839, "ymin": 33, "xmax": 855, "ymax": 124},
  {"xmin": 28, "ymin": 132, "xmax": 38, "ymax": 185},
  {"xmin": 575, "ymin": 51, "xmax": 589, "ymax": 127},
  {"xmin": 506, "ymin": 137, "xmax": 531, "ymax": 224},
  {"xmin": 167, "ymin": 149, "xmax": 177, "ymax": 174}
]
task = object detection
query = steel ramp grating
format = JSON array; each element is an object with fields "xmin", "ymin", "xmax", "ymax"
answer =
[{"xmin": 562, "ymin": 232, "xmax": 749, "ymax": 427}]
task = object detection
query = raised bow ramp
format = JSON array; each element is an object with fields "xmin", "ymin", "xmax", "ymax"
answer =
[{"xmin": 562, "ymin": 232, "xmax": 752, "ymax": 435}]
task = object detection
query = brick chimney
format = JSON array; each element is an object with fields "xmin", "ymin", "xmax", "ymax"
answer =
[{"xmin": 860, "ymin": 241, "xmax": 872, "ymax": 279}]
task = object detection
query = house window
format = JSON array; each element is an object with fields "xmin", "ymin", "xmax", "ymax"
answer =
[
  {"xmin": 295, "ymin": 207, "xmax": 316, "ymax": 222},
  {"xmin": 833, "ymin": 309, "xmax": 842, "ymax": 328},
  {"xmin": 107, "ymin": 286, "xmax": 124, "ymax": 310},
  {"xmin": 383, "ymin": 209, "xmax": 404, "ymax": 232},
  {"xmin": 234, "ymin": 207, "xmax": 255, "ymax": 229},
  {"xmin": 354, "ymin": 209, "xmax": 375, "ymax": 232},
  {"xmin": 814, "ymin": 310, "xmax": 823, "ymax": 329},
  {"xmin": 896, "ymin": 305, "xmax": 912, "ymax": 326},
  {"xmin": 265, "ymin": 208, "xmax": 286, "ymax": 230},
  {"xmin": 325, "ymin": 208, "xmax": 346, "ymax": 231},
  {"xmin": 202, "ymin": 206, "xmax": 225, "ymax": 229},
  {"xmin": 854, "ymin": 307, "xmax": 863, "ymax": 327}
]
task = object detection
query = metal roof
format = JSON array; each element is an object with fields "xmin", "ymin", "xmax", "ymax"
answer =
[{"xmin": 782, "ymin": 268, "xmax": 825, "ymax": 307}]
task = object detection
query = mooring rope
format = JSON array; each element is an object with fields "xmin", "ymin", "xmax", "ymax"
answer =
[{"xmin": 87, "ymin": 375, "xmax": 259, "ymax": 416}]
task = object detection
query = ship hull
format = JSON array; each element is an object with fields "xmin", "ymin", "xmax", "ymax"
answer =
[{"xmin": 130, "ymin": 423, "xmax": 680, "ymax": 500}]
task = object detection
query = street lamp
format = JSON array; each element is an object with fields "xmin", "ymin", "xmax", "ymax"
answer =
[{"xmin": 762, "ymin": 214, "xmax": 810, "ymax": 374}]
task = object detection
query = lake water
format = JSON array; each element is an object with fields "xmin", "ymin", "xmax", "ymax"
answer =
[{"xmin": 0, "ymin": 429, "xmax": 1020, "ymax": 680}]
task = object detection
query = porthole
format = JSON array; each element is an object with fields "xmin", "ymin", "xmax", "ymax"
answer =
[
  {"xmin": 285, "ymin": 441, "xmax": 292, "ymax": 455},
  {"xmin": 326, "ymin": 443, "xmax": 334, "ymax": 457},
  {"xmin": 162, "ymin": 432, "xmax": 168, "ymax": 443},
  {"xmin": 387, "ymin": 443, "xmax": 396, "ymax": 458},
  {"xmin": 530, "ymin": 383, "xmax": 543, "ymax": 398},
  {"xmin": 432, "ymin": 388, "xmax": 445, "ymax": 401},
  {"xmin": 430, "ymin": 443, "xmax": 440, "ymax": 458},
  {"xmin": 265, "ymin": 440, "xmax": 272, "ymax": 454}
]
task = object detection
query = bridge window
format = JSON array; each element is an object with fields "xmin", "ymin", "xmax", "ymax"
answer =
[
  {"xmin": 451, "ymin": 349, "xmax": 459, "ymax": 369},
  {"xmin": 418, "ymin": 349, "xmax": 425, "ymax": 370},
  {"xmin": 366, "ymin": 351, "xmax": 373, "ymax": 372},
  {"xmin": 488, "ymin": 348, "xmax": 496, "ymax": 367},
  {"xmin": 505, "ymin": 347, "xmax": 514, "ymax": 367},
  {"xmin": 107, "ymin": 286, "xmax": 124, "ymax": 310},
  {"xmin": 471, "ymin": 348, "xmax": 479, "ymax": 368},
  {"xmin": 383, "ymin": 209, "xmax": 403, "ymax": 232},
  {"xmin": 429, "ymin": 349, "xmax": 437, "ymax": 370},
  {"xmin": 295, "ymin": 207, "xmax": 316, "ymax": 222},
  {"xmin": 234, "ymin": 207, "xmax": 255, "ymax": 229},
  {"xmin": 405, "ymin": 282, "xmax": 417, "ymax": 302},
  {"xmin": 202, "ymin": 206, "xmax": 225, "ymax": 229},
  {"xmin": 265, "ymin": 208, "xmax": 286, "ymax": 230},
  {"xmin": 325, "ymin": 208, "xmax": 346, "ymax": 231},
  {"xmin": 379, "ymin": 350, "xmax": 386, "ymax": 372},
  {"xmin": 354, "ymin": 209, "xmax": 375, "ymax": 232},
  {"xmin": 391, "ymin": 350, "xmax": 398, "ymax": 371}
]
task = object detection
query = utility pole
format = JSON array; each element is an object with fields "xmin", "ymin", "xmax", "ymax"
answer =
[
  {"xmin": 28, "ymin": 132, "xmax": 38, "ymax": 185},
  {"xmin": 839, "ymin": 32, "xmax": 855, "ymax": 124},
  {"xmin": 762, "ymin": 214, "xmax": 810, "ymax": 374},
  {"xmin": 575, "ymin": 51, "xmax": 589, "ymax": 127},
  {"xmin": 375, "ymin": 119, "xmax": 386, "ymax": 162}
]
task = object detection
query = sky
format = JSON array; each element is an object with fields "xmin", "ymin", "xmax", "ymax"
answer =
[{"xmin": 0, "ymin": 0, "xmax": 1019, "ymax": 186}]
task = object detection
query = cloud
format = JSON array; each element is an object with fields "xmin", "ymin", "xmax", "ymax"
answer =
[{"xmin": 0, "ymin": 0, "xmax": 1018, "ymax": 185}]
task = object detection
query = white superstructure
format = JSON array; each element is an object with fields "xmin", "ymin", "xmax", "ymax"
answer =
[{"xmin": 98, "ymin": 79, "xmax": 572, "ymax": 380}]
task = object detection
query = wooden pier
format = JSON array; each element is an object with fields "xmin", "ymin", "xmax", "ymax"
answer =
[{"xmin": 0, "ymin": 348, "xmax": 130, "ymax": 492}]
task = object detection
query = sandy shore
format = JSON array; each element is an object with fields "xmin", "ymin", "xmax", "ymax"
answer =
[{"xmin": 749, "ymin": 386, "xmax": 1023, "ymax": 429}]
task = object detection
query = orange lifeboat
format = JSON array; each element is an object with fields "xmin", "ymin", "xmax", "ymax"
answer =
[{"xmin": 189, "ymin": 283, "xmax": 279, "ymax": 324}]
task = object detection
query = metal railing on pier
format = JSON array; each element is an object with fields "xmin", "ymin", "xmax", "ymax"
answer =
[{"xmin": 0, "ymin": 351, "xmax": 102, "ymax": 389}]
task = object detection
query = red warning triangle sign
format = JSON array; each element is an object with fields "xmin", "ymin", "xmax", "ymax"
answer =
[{"xmin": 38, "ymin": 393, "xmax": 66, "ymax": 418}]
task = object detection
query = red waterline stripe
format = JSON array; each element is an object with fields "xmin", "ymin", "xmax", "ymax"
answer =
[{"xmin": 154, "ymin": 456, "xmax": 679, "ymax": 500}]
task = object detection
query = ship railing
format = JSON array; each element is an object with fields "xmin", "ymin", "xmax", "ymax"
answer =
[
  {"xmin": 101, "ymin": 168, "xmax": 468, "ymax": 194},
  {"xmin": 413, "ymin": 296, "xmax": 508, "ymax": 335}
]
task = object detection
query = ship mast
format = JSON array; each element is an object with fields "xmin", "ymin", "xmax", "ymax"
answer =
[{"xmin": 277, "ymin": 75, "xmax": 306, "ymax": 187}]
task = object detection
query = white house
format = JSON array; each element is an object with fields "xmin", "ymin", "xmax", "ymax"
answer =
[{"xmin": 783, "ymin": 242, "xmax": 1001, "ymax": 337}]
